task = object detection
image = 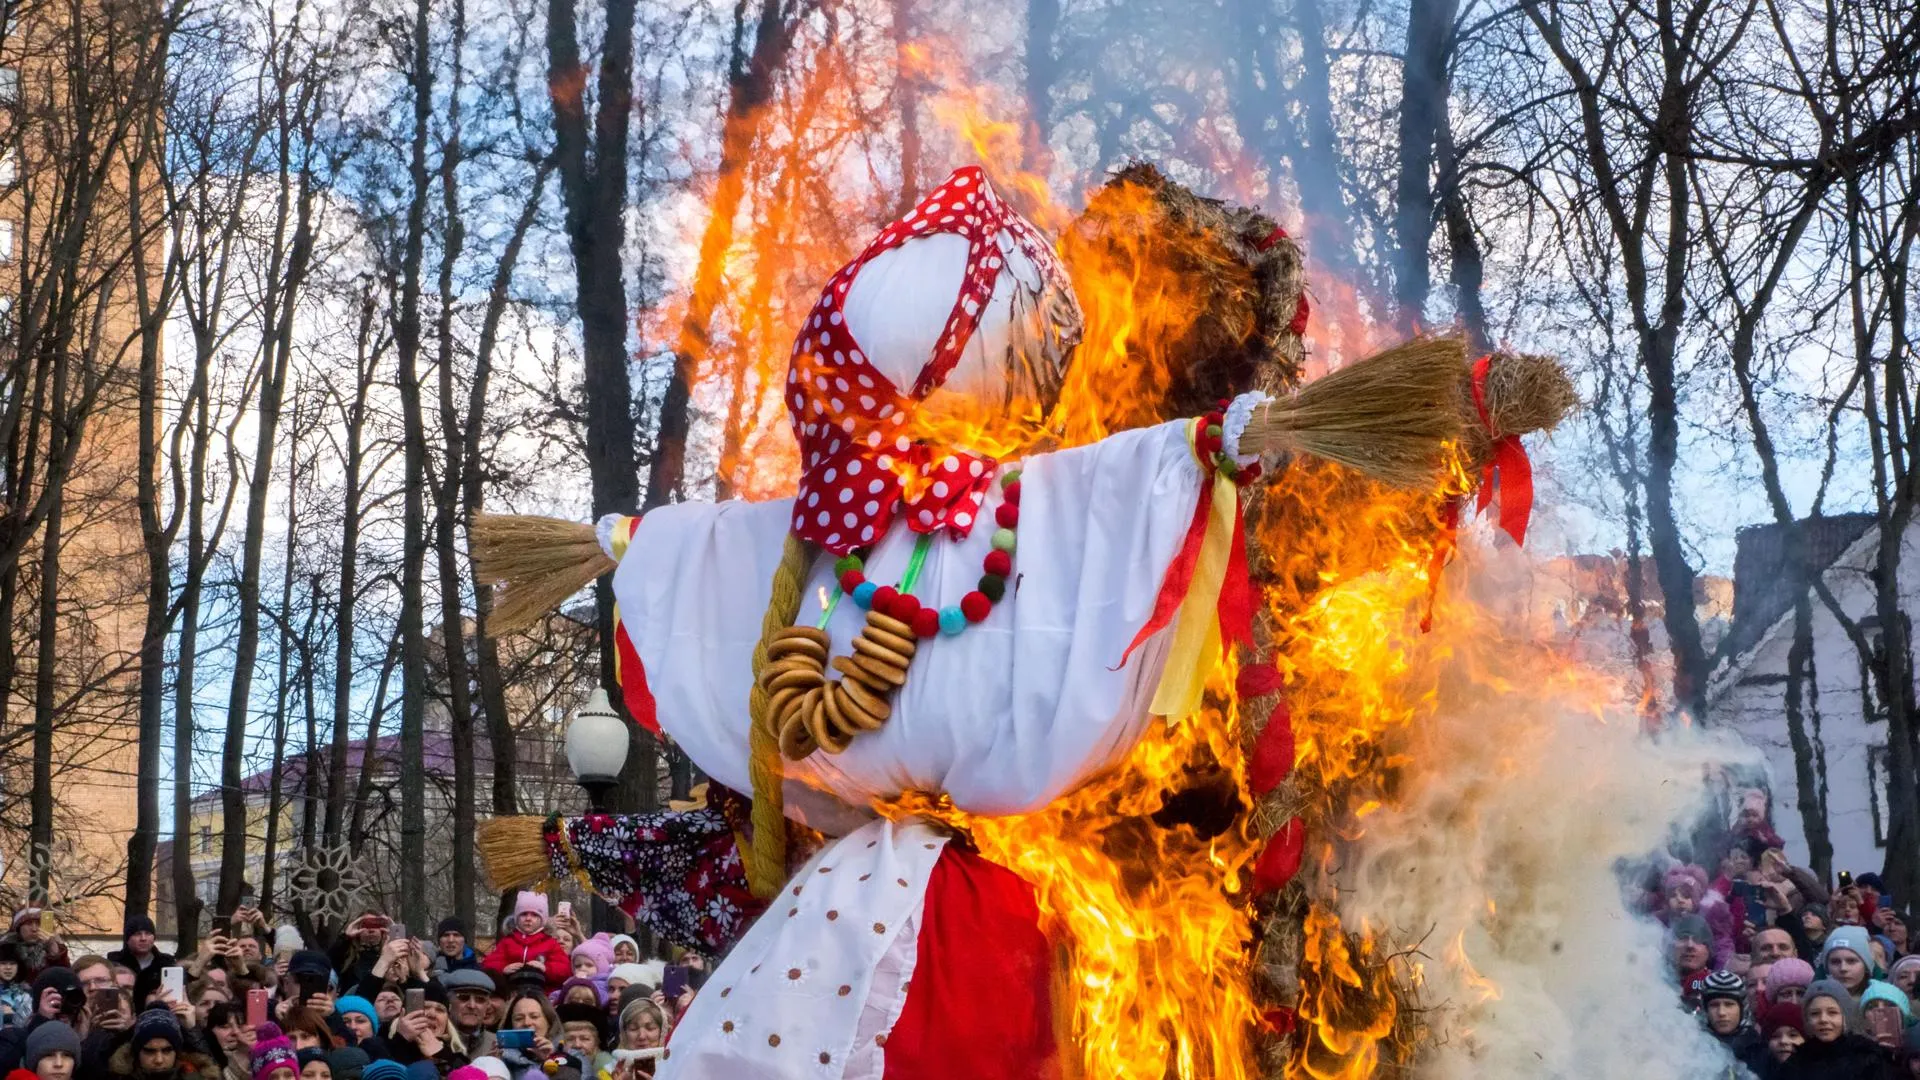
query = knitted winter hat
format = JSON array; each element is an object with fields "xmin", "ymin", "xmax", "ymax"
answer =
[
  {"xmin": 1669, "ymin": 913, "xmax": 1711, "ymax": 945},
  {"xmin": 23, "ymin": 1021, "xmax": 81, "ymax": 1071},
  {"xmin": 606, "ymin": 935, "xmax": 638, "ymax": 959},
  {"xmin": 445, "ymin": 1066, "xmax": 485, "ymax": 1080},
  {"xmin": 1758, "ymin": 1000, "xmax": 1805, "ymax": 1036},
  {"xmin": 1819, "ymin": 925, "xmax": 1874, "ymax": 975},
  {"xmin": 251, "ymin": 1023, "xmax": 299, "ymax": 1080},
  {"xmin": 10, "ymin": 908, "xmax": 39, "ymax": 933},
  {"xmin": 511, "ymin": 892, "xmax": 548, "ymax": 921},
  {"xmin": 434, "ymin": 918, "xmax": 467, "ymax": 940},
  {"xmin": 569, "ymin": 937, "xmax": 612, "ymax": 976},
  {"xmin": 325, "ymin": 1048, "xmax": 369, "ymax": 1080},
  {"xmin": 555, "ymin": 977, "xmax": 605, "ymax": 1007},
  {"xmin": 1861, "ymin": 979, "xmax": 1913, "ymax": 1023},
  {"xmin": 1662, "ymin": 864, "xmax": 1709, "ymax": 900},
  {"xmin": 333, "ymin": 996, "xmax": 377, "ymax": 1026},
  {"xmin": 607, "ymin": 964, "xmax": 647, "ymax": 987},
  {"xmin": 132, "ymin": 1006, "xmax": 184, "ymax": 1050},
  {"xmin": 358, "ymin": 1061, "xmax": 407, "ymax": 1080},
  {"xmin": 288, "ymin": 951, "xmax": 335, "ymax": 982},
  {"xmin": 1891, "ymin": 955, "xmax": 1920, "ymax": 985},
  {"xmin": 1802, "ymin": 978, "xmax": 1864, "ymax": 1033},
  {"xmin": 273, "ymin": 926, "xmax": 305, "ymax": 956},
  {"xmin": 466, "ymin": 1059, "xmax": 510, "ymax": 1080},
  {"xmin": 1699, "ymin": 970, "xmax": 1745, "ymax": 1006},
  {"xmin": 123, "ymin": 914, "xmax": 157, "ymax": 940},
  {"xmin": 1766, "ymin": 958, "xmax": 1816, "ymax": 996},
  {"xmin": 296, "ymin": 1050, "xmax": 330, "ymax": 1071}
]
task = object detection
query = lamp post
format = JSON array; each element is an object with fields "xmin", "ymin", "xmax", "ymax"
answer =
[
  {"xmin": 565, "ymin": 688, "xmax": 629, "ymax": 935},
  {"xmin": 565, "ymin": 688, "xmax": 629, "ymax": 813}
]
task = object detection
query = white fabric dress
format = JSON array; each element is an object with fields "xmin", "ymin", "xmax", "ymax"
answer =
[{"xmin": 610, "ymin": 414, "xmax": 1233, "ymax": 1079}]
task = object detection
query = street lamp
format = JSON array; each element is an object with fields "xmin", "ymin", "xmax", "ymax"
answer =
[{"xmin": 565, "ymin": 688, "xmax": 628, "ymax": 812}]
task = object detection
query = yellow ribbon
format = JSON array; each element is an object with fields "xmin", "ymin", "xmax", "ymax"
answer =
[{"xmin": 1149, "ymin": 423, "xmax": 1240, "ymax": 720}]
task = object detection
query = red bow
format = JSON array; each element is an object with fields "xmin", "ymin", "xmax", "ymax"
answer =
[{"xmin": 1470, "ymin": 355, "xmax": 1534, "ymax": 546}]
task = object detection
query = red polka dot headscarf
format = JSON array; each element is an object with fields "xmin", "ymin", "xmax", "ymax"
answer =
[{"xmin": 785, "ymin": 166, "xmax": 1082, "ymax": 555}]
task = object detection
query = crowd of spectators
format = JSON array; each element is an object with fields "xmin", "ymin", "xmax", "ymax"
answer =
[
  {"xmin": 1654, "ymin": 794, "xmax": 1920, "ymax": 1078},
  {"xmin": 0, "ymin": 891, "xmax": 690, "ymax": 1080}
]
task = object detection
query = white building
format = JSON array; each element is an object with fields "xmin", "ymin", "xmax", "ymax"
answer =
[{"xmin": 1707, "ymin": 512, "xmax": 1909, "ymax": 878}]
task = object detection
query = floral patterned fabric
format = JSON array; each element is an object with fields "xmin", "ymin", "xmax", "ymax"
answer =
[{"xmin": 545, "ymin": 810, "xmax": 765, "ymax": 955}]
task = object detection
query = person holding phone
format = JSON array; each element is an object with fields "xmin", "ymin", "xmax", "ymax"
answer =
[
  {"xmin": 327, "ymin": 918, "xmax": 389, "ymax": 992},
  {"xmin": 1, "ymin": 910, "xmax": 70, "ymax": 984},
  {"xmin": 478, "ymin": 896, "xmax": 568, "ymax": 994},
  {"xmin": 106, "ymin": 918, "xmax": 176, "ymax": 1008},
  {"xmin": 492, "ymin": 994, "xmax": 557, "ymax": 1076},
  {"xmin": 385, "ymin": 982, "xmax": 464, "ymax": 1071},
  {"xmin": 1778, "ymin": 979, "xmax": 1895, "ymax": 1079}
]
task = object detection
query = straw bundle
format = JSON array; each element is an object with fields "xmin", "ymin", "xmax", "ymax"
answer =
[
  {"xmin": 1239, "ymin": 336, "xmax": 1468, "ymax": 489},
  {"xmin": 1459, "ymin": 351, "xmax": 1579, "ymax": 471},
  {"xmin": 476, "ymin": 815, "xmax": 554, "ymax": 890},
  {"xmin": 469, "ymin": 513, "xmax": 617, "ymax": 633}
]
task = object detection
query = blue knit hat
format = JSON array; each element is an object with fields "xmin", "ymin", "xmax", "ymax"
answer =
[
  {"xmin": 359, "ymin": 1061, "xmax": 408, "ymax": 1080},
  {"xmin": 334, "ymin": 996, "xmax": 377, "ymax": 1026}
]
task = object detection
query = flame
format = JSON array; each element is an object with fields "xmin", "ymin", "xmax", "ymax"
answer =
[{"xmin": 661, "ymin": 34, "xmax": 1631, "ymax": 1077}]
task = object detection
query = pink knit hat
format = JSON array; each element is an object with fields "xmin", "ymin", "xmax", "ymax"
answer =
[
  {"xmin": 250, "ymin": 1023, "xmax": 298, "ymax": 1080},
  {"xmin": 1765, "ymin": 957, "xmax": 1816, "ymax": 998},
  {"xmin": 512, "ymin": 891, "xmax": 549, "ymax": 921},
  {"xmin": 571, "ymin": 935, "xmax": 613, "ymax": 977}
]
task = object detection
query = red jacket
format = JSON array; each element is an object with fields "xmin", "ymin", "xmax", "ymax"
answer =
[{"xmin": 480, "ymin": 930, "xmax": 571, "ymax": 991}]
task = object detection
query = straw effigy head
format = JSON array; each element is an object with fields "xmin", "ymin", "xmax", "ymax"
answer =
[
  {"xmin": 1065, "ymin": 162, "xmax": 1309, "ymax": 424},
  {"xmin": 1459, "ymin": 351, "xmax": 1579, "ymax": 471}
]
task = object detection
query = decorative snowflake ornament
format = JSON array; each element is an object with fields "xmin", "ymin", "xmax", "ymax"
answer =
[{"xmin": 286, "ymin": 844, "xmax": 367, "ymax": 921}]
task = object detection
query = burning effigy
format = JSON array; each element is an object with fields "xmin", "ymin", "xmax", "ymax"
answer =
[{"xmin": 469, "ymin": 162, "xmax": 1613, "ymax": 1079}]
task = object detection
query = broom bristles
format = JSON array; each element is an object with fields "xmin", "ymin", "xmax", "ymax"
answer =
[
  {"xmin": 1245, "ymin": 335, "xmax": 1468, "ymax": 489},
  {"xmin": 476, "ymin": 816, "xmax": 556, "ymax": 891},
  {"xmin": 1464, "ymin": 351, "xmax": 1579, "ymax": 468},
  {"xmin": 470, "ymin": 513, "xmax": 617, "ymax": 634}
]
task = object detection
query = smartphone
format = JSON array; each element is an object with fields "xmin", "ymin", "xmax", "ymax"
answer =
[
  {"xmin": 1840, "ymin": 870, "xmax": 1855, "ymax": 889},
  {"xmin": 161, "ymin": 967, "xmax": 185, "ymax": 999},
  {"xmin": 211, "ymin": 913, "xmax": 230, "ymax": 935},
  {"xmin": 362, "ymin": 914, "xmax": 390, "ymax": 930},
  {"xmin": 661, "ymin": 964, "xmax": 688, "ymax": 1001},
  {"xmin": 237, "ymin": 889, "xmax": 257, "ymax": 908},
  {"xmin": 556, "ymin": 901, "xmax": 572, "ymax": 921},
  {"xmin": 404, "ymin": 987, "xmax": 425, "ymax": 1014},
  {"xmin": 37, "ymin": 910, "xmax": 52, "ymax": 935},
  {"xmin": 1731, "ymin": 881, "xmax": 1765, "ymax": 909},
  {"xmin": 496, "ymin": 1029, "xmax": 535, "ymax": 1050},
  {"xmin": 389, "ymin": 922, "xmax": 407, "ymax": 945},
  {"xmin": 246, "ymin": 988, "xmax": 269, "ymax": 1029},
  {"xmin": 1869, "ymin": 1007, "xmax": 1902, "ymax": 1042},
  {"xmin": 86, "ymin": 989, "xmax": 118, "ymax": 1018}
]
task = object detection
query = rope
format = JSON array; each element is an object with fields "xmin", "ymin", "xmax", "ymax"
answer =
[{"xmin": 744, "ymin": 531, "xmax": 813, "ymax": 898}]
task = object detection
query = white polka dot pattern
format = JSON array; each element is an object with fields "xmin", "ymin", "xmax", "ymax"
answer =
[
  {"xmin": 784, "ymin": 165, "xmax": 1070, "ymax": 556},
  {"xmin": 658, "ymin": 817, "xmax": 949, "ymax": 1080}
]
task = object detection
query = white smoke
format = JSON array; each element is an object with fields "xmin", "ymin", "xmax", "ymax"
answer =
[{"xmin": 1334, "ymin": 539, "xmax": 1760, "ymax": 1079}]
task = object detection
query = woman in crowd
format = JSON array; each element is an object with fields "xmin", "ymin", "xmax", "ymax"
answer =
[
  {"xmin": 327, "ymin": 919, "xmax": 391, "ymax": 993},
  {"xmin": 278, "ymin": 1011, "xmax": 335, "ymax": 1054},
  {"xmin": 1768, "ymin": 959, "xmax": 1818, "ymax": 1009},
  {"xmin": 1861, "ymin": 982, "xmax": 1913, "ymax": 1050},
  {"xmin": 494, "ymin": 994, "xmax": 557, "ymax": 1079},
  {"xmin": 384, "ymin": 985, "xmax": 465, "ymax": 1074},
  {"xmin": 612, "ymin": 1000, "xmax": 663, "ymax": 1055},
  {"xmin": 1, "ymin": 912, "xmax": 70, "ymax": 984},
  {"xmin": 1891, "ymin": 957, "xmax": 1920, "ymax": 998},
  {"xmin": 1776, "ymin": 979, "xmax": 1894, "ymax": 1079}
]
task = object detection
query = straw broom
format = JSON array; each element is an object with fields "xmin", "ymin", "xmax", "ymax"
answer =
[
  {"xmin": 475, "ymin": 816, "xmax": 555, "ymax": 892},
  {"xmin": 468, "ymin": 513, "xmax": 616, "ymax": 634}
]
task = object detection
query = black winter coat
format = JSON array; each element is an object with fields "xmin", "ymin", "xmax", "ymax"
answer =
[{"xmin": 1774, "ymin": 1033, "xmax": 1895, "ymax": 1080}]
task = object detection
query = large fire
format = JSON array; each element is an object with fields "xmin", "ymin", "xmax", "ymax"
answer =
[{"xmin": 654, "ymin": 36, "xmax": 1717, "ymax": 1078}]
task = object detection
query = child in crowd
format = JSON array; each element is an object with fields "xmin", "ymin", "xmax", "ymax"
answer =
[
  {"xmin": 480, "ymin": 895, "xmax": 570, "ymax": 994},
  {"xmin": 0, "ymin": 946, "xmax": 31, "ymax": 1028}
]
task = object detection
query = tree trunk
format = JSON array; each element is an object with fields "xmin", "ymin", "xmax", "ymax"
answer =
[
  {"xmin": 325, "ymin": 292, "xmax": 378, "ymax": 858},
  {"xmin": 1022, "ymin": 0, "xmax": 1059, "ymax": 180},
  {"xmin": 1290, "ymin": 0, "xmax": 1359, "ymax": 283},
  {"xmin": 28, "ymin": 387, "xmax": 67, "ymax": 903},
  {"xmin": 432, "ymin": 5, "xmax": 477, "ymax": 923},
  {"xmin": 465, "ymin": 168, "xmax": 550, "ymax": 819},
  {"xmin": 1433, "ymin": 108, "xmax": 1488, "ymax": 352},
  {"xmin": 1390, "ymin": 0, "xmax": 1458, "ymax": 332},
  {"xmin": 395, "ymin": 0, "xmax": 436, "ymax": 930},
  {"xmin": 547, "ymin": 0, "xmax": 652, "ymax": 811},
  {"xmin": 1783, "ymin": 594, "xmax": 1833, "ymax": 882}
]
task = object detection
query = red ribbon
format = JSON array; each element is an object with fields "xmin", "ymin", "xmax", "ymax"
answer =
[
  {"xmin": 1217, "ymin": 501, "xmax": 1255, "ymax": 650},
  {"xmin": 1118, "ymin": 475, "xmax": 1215, "ymax": 668},
  {"xmin": 1248, "ymin": 697, "xmax": 1295, "ymax": 795},
  {"xmin": 1252, "ymin": 817, "xmax": 1306, "ymax": 893},
  {"xmin": 1470, "ymin": 355, "xmax": 1534, "ymax": 547}
]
